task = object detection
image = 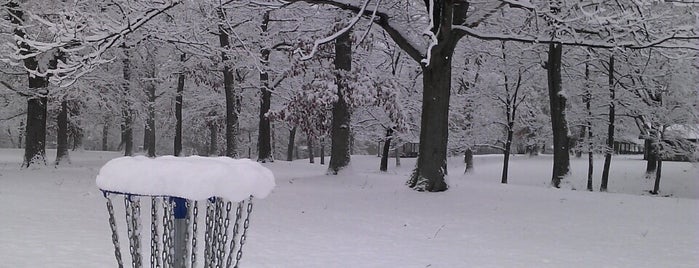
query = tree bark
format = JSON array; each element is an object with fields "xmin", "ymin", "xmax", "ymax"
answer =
[
  {"xmin": 320, "ymin": 138, "xmax": 325, "ymax": 165},
  {"xmin": 407, "ymin": 44, "xmax": 455, "ymax": 192},
  {"xmin": 600, "ymin": 55, "xmax": 615, "ymax": 192},
  {"xmin": 308, "ymin": 135, "xmax": 315, "ymax": 164},
  {"xmin": 10, "ymin": 3, "xmax": 49, "ymax": 167},
  {"xmin": 219, "ymin": 9, "xmax": 239, "ymax": 158},
  {"xmin": 395, "ymin": 146, "xmax": 401, "ymax": 167},
  {"xmin": 287, "ymin": 126, "xmax": 296, "ymax": 161},
  {"xmin": 502, "ymin": 126, "xmax": 514, "ymax": 184},
  {"xmin": 55, "ymin": 100, "xmax": 70, "ymax": 165},
  {"xmin": 546, "ymin": 43, "xmax": 570, "ymax": 188},
  {"xmin": 380, "ymin": 128, "xmax": 393, "ymax": 172},
  {"xmin": 328, "ymin": 30, "xmax": 352, "ymax": 174},
  {"xmin": 121, "ymin": 45, "xmax": 133, "ymax": 156},
  {"xmin": 584, "ymin": 60, "xmax": 594, "ymax": 192},
  {"xmin": 645, "ymin": 139, "xmax": 658, "ymax": 175},
  {"xmin": 102, "ymin": 119, "xmax": 109, "ymax": 151},
  {"xmin": 651, "ymin": 158, "xmax": 662, "ymax": 195},
  {"xmin": 145, "ymin": 81, "xmax": 156, "ymax": 157},
  {"xmin": 464, "ymin": 149, "xmax": 473, "ymax": 173},
  {"xmin": 257, "ymin": 11, "xmax": 273, "ymax": 163},
  {"xmin": 174, "ymin": 53, "xmax": 185, "ymax": 156}
]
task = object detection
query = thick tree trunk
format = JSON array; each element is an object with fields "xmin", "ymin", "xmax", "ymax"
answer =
[
  {"xmin": 11, "ymin": 4, "xmax": 49, "ymax": 167},
  {"xmin": 546, "ymin": 43, "xmax": 570, "ymax": 188},
  {"xmin": 407, "ymin": 48, "xmax": 453, "ymax": 192},
  {"xmin": 328, "ymin": 31, "xmax": 352, "ymax": 174},
  {"xmin": 219, "ymin": 10, "xmax": 238, "ymax": 158},
  {"xmin": 600, "ymin": 55, "xmax": 615, "ymax": 192},
  {"xmin": 287, "ymin": 126, "xmax": 296, "ymax": 161},
  {"xmin": 174, "ymin": 53, "xmax": 185, "ymax": 156},
  {"xmin": 257, "ymin": 11, "xmax": 273, "ymax": 163},
  {"xmin": 464, "ymin": 149, "xmax": 473, "ymax": 173},
  {"xmin": 380, "ymin": 128, "xmax": 393, "ymax": 172},
  {"xmin": 121, "ymin": 46, "xmax": 133, "ymax": 156},
  {"xmin": 55, "ymin": 100, "xmax": 69, "ymax": 165}
]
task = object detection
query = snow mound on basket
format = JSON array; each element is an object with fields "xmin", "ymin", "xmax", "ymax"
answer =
[{"xmin": 96, "ymin": 156, "xmax": 275, "ymax": 201}]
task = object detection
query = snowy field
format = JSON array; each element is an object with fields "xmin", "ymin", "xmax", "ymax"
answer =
[{"xmin": 0, "ymin": 149, "xmax": 697, "ymax": 267}]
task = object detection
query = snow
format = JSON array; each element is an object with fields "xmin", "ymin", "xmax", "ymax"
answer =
[
  {"xmin": 0, "ymin": 149, "xmax": 697, "ymax": 267},
  {"xmin": 96, "ymin": 155, "xmax": 275, "ymax": 201}
]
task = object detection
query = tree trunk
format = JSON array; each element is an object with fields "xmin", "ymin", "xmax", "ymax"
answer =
[
  {"xmin": 645, "ymin": 139, "xmax": 657, "ymax": 176},
  {"xmin": 407, "ymin": 46, "xmax": 454, "ymax": 192},
  {"xmin": 174, "ymin": 53, "xmax": 185, "ymax": 156},
  {"xmin": 575, "ymin": 127, "xmax": 585, "ymax": 158},
  {"xmin": 328, "ymin": 31, "xmax": 352, "ymax": 174},
  {"xmin": 55, "ymin": 100, "xmax": 69, "ymax": 165},
  {"xmin": 320, "ymin": 138, "xmax": 325, "ymax": 165},
  {"xmin": 257, "ymin": 11, "xmax": 273, "ymax": 163},
  {"xmin": 102, "ymin": 119, "xmax": 109, "ymax": 151},
  {"xmin": 219, "ymin": 10, "xmax": 238, "ymax": 158},
  {"xmin": 464, "ymin": 149, "xmax": 473, "ymax": 173},
  {"xmin": 146, "ymin": 81, "xmax": 156, "ymax": 157},
  {"xmin": 380, "ymin": 128, "xmax": 393, "ymax": 172},
  {"xmin": 10, "ymin": 3, "xmax": 49, "ymax": 167},
  {"xmin": 584, "ymin": 61, "xmax": 594, "ymax": 192},
  {"xmin": 69, "ymin": 101, "xmax": 83, "ymax": 151},
  {"xmin": 308, "ymin": 135, "xmax": 314, "ymax": 164},
  {"xmin": 121, "ymin": 45, "xmax": 133, "ymax": 156},
  {"xmin": 546, "ymin": 43, "xmax": 570, "ymax": 188},
  {"xmin": 651, "ymin": 158, "xmax": 662, "ymax": 195},
  {"xmin": 600, "ymin": 55, "xmax": 615, "ymax": 192},
  {"xmin": 287, "ymin": 126, "xmax": 296, "ymax": 161},
  {"xmin": 502, "ymin": 126, "xmax": 514, "ymax": 184},
  {"xmin": 18, "ymin": 121, "xmax": 23, "ymax": 149}
]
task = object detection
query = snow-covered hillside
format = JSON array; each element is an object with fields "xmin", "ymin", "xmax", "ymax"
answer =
[{"xmin": 0, "ymin": 149, "xmax": 697, "ymax": 267}]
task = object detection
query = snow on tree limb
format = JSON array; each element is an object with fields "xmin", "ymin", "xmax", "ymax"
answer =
[
  {"xmin": 294, "ymin": 0, "xmax": 371, "ymax": 60},
  {"xmin": 453, "ymin": 26, "xmax": 699, "ymax": 50}
]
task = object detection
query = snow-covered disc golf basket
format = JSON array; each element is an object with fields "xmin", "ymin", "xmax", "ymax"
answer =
[{"xmin": 96, "ymin": 156, "xmax": 275, "ymax": 268}]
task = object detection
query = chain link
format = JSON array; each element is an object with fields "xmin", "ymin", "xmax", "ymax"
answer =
[
  {"xmin": 204, "ymin": 198, "xmax": 215, "ymax": 268},
  {"xmin": 105, "ymin": 193, "xmax": 125, "ymax": 268},
  {"xmin": 233, "ymin": 197, "xmax": 254, "ymax": 268},
  {"xmin": 191, "ymin": 201, "xmax": 199, "ymax": 268},
  {"xmin": 150, "ymin": 197, "xmax": 161, "ymax": 268},
  {"xmin": 225, "ymin": 201, "xmax": 243, "ymax": 268}
]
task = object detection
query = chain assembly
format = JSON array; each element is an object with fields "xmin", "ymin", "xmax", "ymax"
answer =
[
  {"xmin": 105, "ymin": 193, "xmax": 125, "ymax": 268},
  {"xmin": 103, "ymin": 193, "xmax": 256, "ymax": 268}
]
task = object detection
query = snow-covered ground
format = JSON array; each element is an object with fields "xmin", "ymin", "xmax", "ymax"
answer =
[{"xmin": 0, "ymin": 149, "xmax": 697, "ymax": 267}]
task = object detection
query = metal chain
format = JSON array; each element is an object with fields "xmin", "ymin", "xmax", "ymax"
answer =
[
  {"xmin": 162, "ymin": 198, "xmax": 174, "ymax": 268},
  {"xmin": 182, "ymin": 200, "xmax": 191, "ymax": 267},
  {"xmin": 132, "ymin": 197, "xmax": 143, "ymax": 268},
  {"xmin": 219, "ymin": 201, "xmax": 232, "ymax": 267},
  {"xmin": 150, "ymin": 197, "xmax": 161, "ymax": 268},
  {"xmin": 124, "ymin": 197, "xmax": 139, "ymax": 268},
  {"xmin": 203, "ymin": 198, "xmax": 215, "ymax": 268},
  {"xmin": 214, "ymin": 198, "xmax": 225, "ymax": 267},
  {"xmin": 191, "ymin": 201, "xmax": 199, "ymax": 268},
  {"xmin": 224, "ymin": 202, "xmax": 243, "ymax": 268},
  {"xmin": 105, "ymin": 194, "xmax": 125, "ymax": 268},
  {"xmin": 233, "ymin": 197, "xmax": 254, "ymax": 268}
]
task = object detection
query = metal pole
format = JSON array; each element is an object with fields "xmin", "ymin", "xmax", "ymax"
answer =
[{"xmin": 173, "ymin": 197, "xmax": 187, "ymax": 268}]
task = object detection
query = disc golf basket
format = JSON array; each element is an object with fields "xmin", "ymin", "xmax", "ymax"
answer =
[{"xmin": 96, "ymin": 156, "xmax": 275, "ymax": 268}]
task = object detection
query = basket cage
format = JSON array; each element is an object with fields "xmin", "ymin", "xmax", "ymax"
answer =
[{"xmin": 102, "ymin": 191, "xmax": 255, "ymax": 268}]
